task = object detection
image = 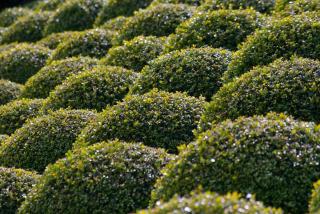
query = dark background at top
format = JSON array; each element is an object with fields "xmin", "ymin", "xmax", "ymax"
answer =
[{"xmin": 0, "ymin": 0, "xmax": 35, "ymax": 10}]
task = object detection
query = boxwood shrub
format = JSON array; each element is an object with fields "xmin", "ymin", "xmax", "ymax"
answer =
[
  {"xmin": 36, "ymin": 31, "xmax": 75, "ymax": 50},
  {"xmin": 0, "ymin": 167, "xmax": 39, "ymax": 214},
  {"xmin": 151, "ymin": 0, "xmax": 203, "ymax": 6},
  {"xmin": 21, "ymin": 57, "xmax": 98, "ymax": 99},
  {"xmin": 131, "ymin": 47, "xmax": 232, "ymax": 100},
  {"xmin": 0, "ymin": 109, "xmax": 97, "ymax": 172},
  {"xmin": 76, "ymin": 89, "xmax": 206, "ymax": 152},
  {"xmin": 0, "ymin": 43, "xmax": 51, "ymax": 83},
  {"xmin": 166, "ymin": 9, "xmax": 265, "ymax": 51},
  {"xmin": 0, "ymin": 79, "xmax": 22, "ymax": 105},
  {"xmin": 35, "ymin": 0, "xmax": 67, "ymax": 11},
  {"xmin": 225, "ymin": 12, "xmax": 320, "ymax": 81},
  {"xmin": 114, "ymin": 4, "xmax": 194, "ymax": 45},
  {"xmin": 42, "ymin": 66, "xmax": 138, "ymax": 111},
  {"xmin": 101, "ymin": 36, "xmax": 164, "ymax": 71},
  {"xmin": 100, "ymin": 16, "xmax": 127, "ymax": 31},
  {"xmin": 275, "ymin": 0, "xmax": 320, "ymax": 16},
  {"xmin": 18, "ymin": 141, "xmax": 172, "ymax": 213},
  {"xmin": 310, "ymin": 180, "xmax": 320, "ymax": 214},
  {"xmin": 199, "ymin": 57, "xmax": 320, "ymax": 132},
  {"xmin": 50, "ymin": 28, "xmax": 113, "ymax": 61},
  {"xmin": 0, "ymin": 99, "xmax": 43, "ymax": 135},
  {"xmin": 151, "ymin": 113, "xmax": 320, "ymax": 213},
  {"xmin": 0, "ymin": 7, "xmax": 31, "ymax": 27}
]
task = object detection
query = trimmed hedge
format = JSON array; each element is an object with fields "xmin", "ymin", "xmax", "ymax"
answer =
[
  {"xmin": 42, "ymin": 66, "xmax": 138, "ymax": 111},
  {"xmin": 225, "ymin": 12, "xmax": 320, "ymax": 81},
  {"xmin": 22, "ymin": 57, "xmax": 98, "ymax": 99},
  {"xmin": 310, "ymin": 180, "xmax": 320, "ymax": 214},
  {"xmin": 36, "ymin": 31, "xmax": 75, "ymax": 50},
  {"xmin": 199, "ymin": 57, "xmax": 320, "ymax": 132},
  {"xmin": 18, "ymin": 141, "xmax": 172, "ymax": 213},
  {"xmin": 0, "ymin": 109, "xmax": 97, "ymax": 172},
  {"xmin": 114, "ymin": 4, "xmax": 194, "ymax": 45},
  {"xmin": 50, "ymin": 28, "xmax": 113, "ymax": 61},
  {"xmin": 166, "ymin": 9, "xmax": 265, "ymax": 51},
  {"xmin": 0, "ymin": 167, "xmax": 39, "ymax": 214},
  {"xmin": 101, "ymin": 36, "xmax": 164, "ymax": 71},
  {"xmin": 132, "ymin": 47, "xmax": 232, "ymax": 100},
  {"xmin": 0, "ymin": 7, "xmax": 31, "ymax": 27},
  {"xmin": 151, "ymin": 113, "xmax": 320, "ymax": 213},
  {"xmin": 0, "ymin": 43, "xmax": 51, "ymax": 83},
  {"xmin": 0, "ymin": 99, "xmax": 43, "ymax": 135},
  {"xmin": 76, "ymin": 89, "xmax": 206, "ymax": 152},
  {"xmin": 0, "ymin": 79, "xmax": 22, "ymax": 105}
]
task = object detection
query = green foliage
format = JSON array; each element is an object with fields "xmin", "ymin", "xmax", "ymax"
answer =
[
  {"xmin": 151, "ymin": 0, "xmax": 203, "ymax": 6},
  {"xmin": 225, "ymin": 12, "xmax": 320, "ymax": 81},
  {"xmin": 22, "ymin": 57, "xmax": 98, "ymax": 99},
  {"xmin": 0, "ymin": 43, "xmax": 51, "ymax": 83},
  {"xmin": 50, "ymin": 28, "xmax": 113, "ymax": 61},
  {"xmin": 310, "ymin": 180, "xmax": 320, "ymax": 214},
  {"xmin": 42, "ymin": 66, "xmax": 138, "ymax": 111},
  {"xmin": 100, "ymin": 16, "xmax": 127, "ymax": 31},
  {"xmin": 166, "ymin": 9, "xmax": 264, "ymax": 51},
  {"xmin": 18, "ymin": 141, "xmax": 172, "ymax": 213},
  {"xmin": 76, "ymin": 89, "xmax": 206, "ymax": 152},
  {"xmin": 0, "ymin": 99, "xmax": 43, "ymax": 135},
  {"xmin": 35, "ymin": 0, "xmax": 67, "ymax": 11},
  {"xmin": 0, "ymin": 7, "xmax": 31, "ymax": 27},
  {"xmin": 0, "ymin": 109, "xmax": 97, "ymax": 172},
  {"xmin": 101, "ymin": 36, "xmax": 164, "ymax": 71},
  {"xmin": 0, "ymin": 135, "xmax": 8, "ymax": 144},
  {"xmin": 275, "ymin": 0, "xmax": 320, "ymax": 16},
  {"xmin": 132, "ymin": 47, "xmax": 232, "ymax": 100},
  {"xmin": 0, "ymin": 79, "xmax": 22, "ymax": 105},
  {"xmin": 151, "ymin": 113, "xmax": 320, "ymax": 213},
  {"xmin": 0, "ymin": 167, "xmax": 39, "ymax": 214},
  {"xmin": 36, "ymin": 31, "xmax": 75, "ymax": 50},
  {"xmin": 114, "ymin": 4, "xmax": 194, "ymax": 45}
]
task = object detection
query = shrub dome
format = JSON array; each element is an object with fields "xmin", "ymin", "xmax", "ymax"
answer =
[
  {"xmin": 100, "ymin": 16, "xmax": 127, "ymax": 31},
  {"xmin": 0, "ymin": 167, "xmax": 39, "ymax": 214},
  {"xmin": 166, "ymin": 9, "xmax": 265, "ymax": 51},
  {"xmin": 0, "ymin": 109, "xmax": 97, "ymax": 172},
  {"xmin": 225, "ymin": 12, "xmax": 320, "ymax": 81},
  {"xmin": 310, "ymin": 180, "xmax": 320, "ymax": 214},
  {"xmin": 152, "ymin": 113, "xmax": 320, "ymax": 213},
  {"xmin": 101, "ymin": 36, "xmax": 164, "ymax": 72},
  {"xmin": 0, "ymin": 43, "xmax": 51, "ymax": 83},
  {"xmin": 0, "ymin": 79, "xmax": 22, "ymax": 105},
  {"xmin": 199, "ymin": 57, "xmax": 320, "ymax": 132},
  {"xmin": 274, "ymin": 0, "xmax": 320, "ymax": 15},
  {"xmin": 22, "ymin": 57, "xmax": 98, "ymax": 99},
  {"xmin": 42, "ymin": 66, "xmax": 138, "ymax": 111},
  {"xmin": 18, "ymin": 141, "xmax": 172, "ymax": 213},
  {"xmin": 76, "ymin": 89, "xmax": 206, "ymax": 152},
  {"xmin": 0, "ymin": 7, "xmax": 31, "ymax": 27},
  {"xmin": 132, "ymin": 47, "xmax": 232, "ymax": 100},
  {"xmin": 36, "ymin": 31, "xmax": 75, "ymax": 50},
  {"xmin": 0, "ymin": 99, "xmax": 43, "ymax": 135}
]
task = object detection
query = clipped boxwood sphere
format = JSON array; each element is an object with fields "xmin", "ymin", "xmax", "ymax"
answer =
[
  {"xmin": 0, "ymin": 7, "xmax": 31, "ymax": 27},
  {"xmin": 76, "ymin": 89, "xmax": 206, "ymax": 152},
  {"xmin": 114, "ymin": 4, "xmax": 194, "ymax": 45},
  {"xmin": 132, "ymin": 47, "xmax": 232, "ymax": 100},
  {"xmin": 100, "ymin": 16, "xmax": 128, "ymax": 31},
  {"xmin": 225, "ymin": 12, "xmax": 320, "ymax": 81},
  {"xmin": 0, "ymin": 99, "xmax": 43, "ymax": 135},
  {"xmin": 199, "ymin": 57, "xmax": 320, "ymax": 132},
  {"xmin": 0, "ymin": 167, "xmax": 39, "ymax": 214},
  {"xmin": 310, "ymin": 180, "xmax": 320, "ymax": 214},
  {"xmin": 0, "ymin": 79, "xmax": 22, "ymax": 105},
  {"xmin": 50, "ymin": 28, "xmax": 113, "ymax": 61},
  {"xmin": 42, "ymin": 66, "xmax": 138, "ymax": 111},
  {"xmin": 101, "ymin": 36, "xmax": 164, "ymax": 71},
  {"xmin": 166, "ymin": 9, "xmax": 265, "ymax": 51},
  {"xmin": 94, "ymin": 0, "xmax": 153, "ymax": 26},
  {"xmin": 22, "ymin": 57, "xmax": 98, "ymax": 99},
  {"xmin": 0, "ymin": 43, "xmax": 51, "ymax": 83},
  {"xmin": 18, "ymin": 141, "xmax": 172, "ymax": 213},
  {"xmin": 0, "ymin": 109, "xmax": 97, "ymax": 172},
  {"xmin": 36, "ymin": 31, "xmax": 75, "ymax": 50},
  {"xmin": 152, "ymin": 113, "xmax": 320, "ymax": 213}
]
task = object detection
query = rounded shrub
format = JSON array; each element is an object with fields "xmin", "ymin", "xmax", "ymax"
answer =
[
  {"xmin": 42, "ymin": 66, "xmax": 138, "ymax": 111},
  {"xmin": 225, "ymin": 12, "xmax": 320, "ymax": 81},
  {"xmin": 22, "ymin": 57, "xmax": 98, "ymax": 99},
  {"xmin": 18, "ymin": 141, "xmax": 172, "ymax": 213},
  {"xmin": 50, "ymin": 28, "xmax": 113, "ymax": 61},
  {"xmin": 35, "ymin": 0, "xmax": 67, "ymax": 11},
  {"xmin": 166, "ymin": 9, "xmax": 265, "ymax": 51},
  {"xmin": 132, "ymin": 47, "xmax": 232, "ymax": 100},
  {"xmin": 0, "ymin": 99, "xmax": 43, "ymax": 135},
  {"xmin": 0, "ymin": 79, "xmax": 22, "ymax": 105},
  {"xmin": 199, "ymin": 57, "xmax": 320, "ymax": 132},
  {"xmin": 76, "ymin": 89, "xmax": 206, "ymax": 152},
  {"xmin": 275, "ymin": 0, "xmax": 320, "ymax": 16},
  {"xmin": 0, "ymin": 43, "xmax": 51, "ymax": 83},
  {"xmin": 36, "ymin": 31, "xmax": 75, "ymax": 50},
  {"xmin": 151, "ymin": 0, "xmax": 203, "ymax": 6},
  {"xmin": 0, "ymin": 167, "xmax": 39, "ymax": 214},
  {"xmin": 114, "ymin": 4, "xmax": 194, "ymax": 45},
  {"xmin": 0, "ymin": 109, "xmax": 97, "ymax": 172},
  {"xmin": 152, "ymin": 113, "xmax": 320, "ymax": 213},
  {"xmin": 101, "ymin": 36, "xmax": 165, "ymax": 71},
  {"xmin": 0, "ymin": 7, "xmax": 31, "ymax": 27},
  {"xmin": 310, "ymin": 180, "xmax": 320, "ymax": 214},
  {"xmin": 100, "ymin": 16, "xmax": 128, "ymax": 31}
]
